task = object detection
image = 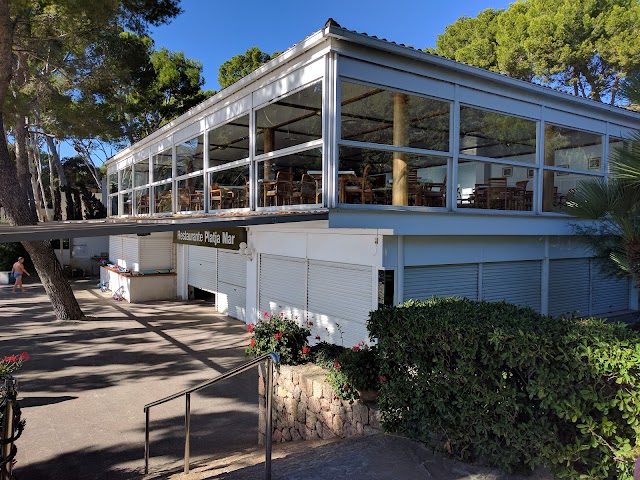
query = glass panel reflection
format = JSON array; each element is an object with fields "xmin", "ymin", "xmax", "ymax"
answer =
[
  {"xmin": 257, "ymin": 148, "xmax": 322, "ymax": 207},
  {"xmin": 136, "ymin": 188, "xmax": 150, "ymax": 214},
  {"xmin": 134, "ymin": 159, "xmax": 150, "ymax": 187},
  {"xmin": 338, "ymin": 146, "xmax": 448, "ymax": 207},
  {"xmin": 121, "ymin": 192, "xmax": 132, "ymax": 215},
  {"xmin": 153, "ymin": 148, "xmax": 173, "ymax": 182},
  {"xmin": 108, "ymin": 173, "xmax": 118, "ymax": 194},
  {"xmin": 459, "ymin": 106, "xmax": 536, "ymax": 161},
  {"xmin": 341, "ymin": 82, "xmax": 450, "ymax": 152},
  {"xmin": 542, "ymin": 171, "xmax": 601, "ymax": 212},
  {"xmin": 457, "ymin": 159, "xmax": 534, "ymax": 211},
  {"xmin": 154, "ymin": 183, "xmax": 172, "ymax": 213},
  {"xmin": 120, "ymin": 167, "xmax": 132, "ymax": 190},
  {"xmin": 176, "ymin": 135, "xmax": 204, "ymax": 177},
  {"xmin": 176, "ymin": 175, "xmax": 205, "ymax": 212},
  {"xmin": 544, "ymin": 125, "xmax": 602, "ymax": 171},
  {"xmin": 209, "ymin": 165, "xmax": 250, "ymax": 210},
  {"xmin": 110, "ymin": 195, "xmax": 118, "ymax": 216},
  {"xmin": 209, "ymin": 115, "xmax": 250, "ymax": 167},
  {"xmin": 255, "ymin": 81, "xmax": 322, "ymax": 155}
]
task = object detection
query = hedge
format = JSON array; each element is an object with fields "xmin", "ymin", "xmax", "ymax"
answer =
[{"xmin": 368, "ymin": 297, "xmax": 640, "ymax": 478}]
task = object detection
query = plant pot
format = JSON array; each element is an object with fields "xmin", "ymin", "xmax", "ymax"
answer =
[{"xmin": 357, "ymin": 389, "xmax": 379, "ymax": 403}]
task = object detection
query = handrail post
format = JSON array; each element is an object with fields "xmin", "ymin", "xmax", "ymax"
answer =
[
  {"xmin": 1, "ymin": 378, "xmax": 16, "ymax": 480},
  {"xmin": 264, "ymin": 355, "xmax": 274, "ymax": 480},
  {"xmin": 184, "ymin": 392, "xmax": 191, "ymax": 474},
  {"xmin": 144, "ymin": 408, "xmax": 150, "ymax": 474}
]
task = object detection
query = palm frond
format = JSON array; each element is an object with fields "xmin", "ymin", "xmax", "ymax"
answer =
[{"xmin": 609, "ymin": 130, "xmax": 640, "ymax": 182}]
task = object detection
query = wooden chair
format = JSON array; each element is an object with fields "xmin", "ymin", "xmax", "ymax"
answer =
[
  {"xmin": 292, "ymin": 174, "xmax": 318, "ymax": 205},
  {"xmin": 512, "ymin": 180, "xmax": 530, "ymax": 210},
  {"xmin": 422, "ymin": 175, "xmax": 447, "ymax": 207},
  {"xmin": 407, "ymin": 169, "xmax": 422, "ymax": 206},
  {"xmin": 488, "ymin": 177, "xmax": 510, "ymax": 210},
  {"xmin": 137, "ymin": 194, "xmax": 150, "ymax": 214},
  {"xmin": 210, "ymin": 184, "xmax": 234, "ymax": 210},
  {"xmin": 343, "ymin": 164, "xmax": 373, "ymax": 204},
  {"xmin": 472, "ymin": 184, "xmax": 489, "ymax": 208},
  {"xmin": 265, "ymin": 171, "xmax": 294, "ymax": 206}
]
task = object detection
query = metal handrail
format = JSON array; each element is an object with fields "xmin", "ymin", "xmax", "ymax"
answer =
[{"xmin": 143, "ymin": 352, "xmax": 280, "ymax": 478}]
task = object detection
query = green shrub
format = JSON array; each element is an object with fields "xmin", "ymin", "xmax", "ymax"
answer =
[
  {"xmin": 246, "ymin": 312, "xmax": 311, "ymax": 365},
  {"xmin": 368, "ymin": 297, "xmax": 640, "ymax": 478},
  {"xmin": 311, "ymin": 341, "xmax": 382, "ymax": 402}
]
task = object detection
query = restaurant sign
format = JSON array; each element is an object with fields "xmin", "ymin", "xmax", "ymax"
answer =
[{"xmin": 173, "ymin": 228, "xmax": 247, "ymax": 250}]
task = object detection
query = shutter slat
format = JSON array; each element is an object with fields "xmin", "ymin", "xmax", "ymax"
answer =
[
  {"xmin": 404, "ymin": 264, "xmax": 479, "ymax": 301},
  {"xmin": 187, "ymin": 246, "xmax": 217, "ymax": 293},
  {"xmin": 549, "ymin": 259, "xmax": 590, "ymax": 317},
  {"xmin": 591, "ymin": 261, "xmax": 629, "ymax": 315},
  {"xmin": 482, "ymin": 261, "xmax": 542, "ymax": 312}
]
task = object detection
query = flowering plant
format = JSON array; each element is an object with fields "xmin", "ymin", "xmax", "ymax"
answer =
[
  {"xmin": 246, "ymin": 312, "xmax": 311, "ymax": 365},
  {"xmin": 1, "ymin": 352, "xmax": 29, "ymax": 380}
]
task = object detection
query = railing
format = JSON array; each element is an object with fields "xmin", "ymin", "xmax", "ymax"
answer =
[
  {"xmin": 1, "ymin": 378, "xmax": 23, "ymax": 480},
  {"xmin": 143, "ymin": 352, "xmax": 280, "ymax": 478}
]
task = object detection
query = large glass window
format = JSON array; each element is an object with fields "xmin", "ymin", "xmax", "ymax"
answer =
[
  {"xmin": 457, "ymin": 160, "xmax": 534, "ymax": 211},
  {"xmin": 176, "ymin": 135, "xmax": 204, "ymax": 177},
  {"xmin": 108, "ymin": 173, "xmax": 118, "ymax": 194},
  {"xmin": 257, "ymin": 149, "xmax": 322, "ymax": 207},
  {"xmin": 121, "ymin": 192, "xmax": 132, "ymax": 216},
  {"xmin": 255, "ymin": 81, "xmax": 322, "ymax": 155},
  {"xmin": 338, "ymin": 146, "xmax": 448, "ymax": 207},
  {"xmin": 542, "ymin": 125, "xmax": 603, "ymax": 212},
  {"xmin": 459, "ymin": 106, "xmax": 536, "ymax": 161},
  {"xmin": 135, "ymin": 188, "xmax": 150, "ymax": 215},
  {"xmin": 209, "ymin": 115, "xmax": 250, "ymax": 167},
  {"xmin": 120, "ymin": 166, "xmax": 132, "ymax": 190},
  {"xmin": 134, "ymin": 159, "xmax": 150, "ymax": 187},
  {"xmin": 152, "ymin": 148, "xmax": 173, "ymax": 182},
  {"xmin": 209, "ymin": 165, "xmax": 250, "ymax": 210},
  {"xmin": 154, "ymin": 183, "xmax": 172, "ymax": 213},
  {"xmin": 177, "ymin": 175, "xmax": 204, "ymax": 212},
  {"xmin": 341, "ymin": 82, "xmax": 450, "ymax": 152}
]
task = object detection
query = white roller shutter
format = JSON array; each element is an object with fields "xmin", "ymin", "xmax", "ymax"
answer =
[
  {"xmin": 259, "ymin": 254, "xmax": 306, "ymax": 321},
  {"xmin": 218, "ymin": 250, "xmax": 246, "ymax": 321},
  {"xmin": 403, "ymin": 264, "xmax": 479, "ymax": 302},
  {"xmin": 482, "ymin": 261, "xmax": 542, "ymax": 312},
  {"xmin": 549, "ymin": 259, "xmax": 590, "ymax": 317},
  {"xmin": 307, "ymin": 261, "xmax": 374, "ymax": 347},
  {"xmin": 139, "ymin": 234, "xmax": 174, "ymax": 272},
  {"xmin": 109, "ymin": 236, "xmax": 123, "ymax": 265},
  {"xmin": 590, "ymin": 262, "xmax": 629, "ymax": 315},
  {"xmin": 187, "ymin": 246, "xmax": 217, "ymax": 293},
  {"xmin": 120, "ymin": 236, "xmax": 139, "ymax": 271}
]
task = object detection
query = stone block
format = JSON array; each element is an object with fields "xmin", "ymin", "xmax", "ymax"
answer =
[
  {"xmin": 356, "ymin": 421, "xmax": 364, "ymax": 435},
  {"xmin": 304, "ymin": 427, "xmax": 314, "ymax": 440},
  {"xmin": 280, "ymin": 365, "xmax": 293, "ymax": 384},
  {"xmin": 321, "ymin": 409, "xmax": 333, "ymax": 426},
  {"xmin": 312, "ymin": 380, "xmax": 324, "ymax": 398},
  {"xmin": 282, "ymin": 428, "xmax": 292, "ymax": 441},
  {"xmin": 320, "ymin": 397, "xmax": 330, "ymax": 411},
  {"xmin": 316, "ymin": 420, "xmax": 323, "ymax": 433},
  {"xmin": 284, "ymin": 378, "xmax": 294, "ymax": 393},
  {"xmin": 273, "ymin": 430, "xmax": 282, "ymax": 442},
  {"xmin": 293, "ymin": 385, "xmax": 301, "ymax": 401},
  {"xmin": 330, "ymin": 404, "xmax": 344, "ymax": 415},
  {"xmin": 308, "ymin": 396, "xmax": 321, "ymax": 414},
  {"xmin": 369, "ymin": 407, "xmax": 381, "ymax": 429},
  {"xmin": 322, "ymin": 383, "xmax": 333, "ymax": 400},
  {"xmin": 300, "ymin": 391, "xmax": 308, "ymax": 404},
  {"xmin": 306, "ymin": 412, "xmax": 317, "ymax": 429},
  {"xmin": 352, "ymin": 403, "xmax": 369, "ymax": 425},
  {"xmin": 332, "ymin": 395, "xmax": 341, "ymax": 406},
  {"xmin": 277, "ymin": 386, "xmax": 288, "ymax": 398},
  {"xmin": 292, "ymin": 369, "xmax": 300, "ymax": 386},
  {"xmin": 258, "ymin": 378, "xmax": 265, "ymax": 396},
  {"xmin": 321, "ymin": 425, "xmax": 336, "ymax": 440},
  {"xmin": 332, "ymin": 414, "xmax": 344, "ymax": 437},
  {"xmin": 291, "ymin": 428, "xmax": 302, "ymax": 441},
  {"xmin": 287, "ymin": 414, "xmax": 295, "ymax": 425},
  {"xmin": 296, "ymin": 408, "xmax": 306, "ymax": 424},
  {"xmin": 363, "ymin": 425, "xmax": 379, "ymax": 436},
  {"xmin": 258, "ymin": 432, "xmax": 265, "ymax": 446}
]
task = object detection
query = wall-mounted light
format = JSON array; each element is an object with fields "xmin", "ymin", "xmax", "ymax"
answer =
[{"xmin": 238, "ymin": 242, "xmax": 255, "ymax": 260}]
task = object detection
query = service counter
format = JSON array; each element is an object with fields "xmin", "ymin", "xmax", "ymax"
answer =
[{"xmin": 100, "ymin": 265, "xmax": 176, "ymax": 303}]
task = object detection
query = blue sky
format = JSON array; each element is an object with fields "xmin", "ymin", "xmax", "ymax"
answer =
[{"xmin": 150, "ymin": 0, "xmax": 514, "ymax": 91}]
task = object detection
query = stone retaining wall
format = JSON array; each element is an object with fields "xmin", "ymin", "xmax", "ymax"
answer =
[{"xmin": 258, "ymin": 363, "xmax": 380, "ymax": 445}]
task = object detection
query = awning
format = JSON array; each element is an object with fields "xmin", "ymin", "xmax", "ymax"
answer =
[{"xmin": 0, "ymin": 211, "xmax": 329, "ymax": 243}]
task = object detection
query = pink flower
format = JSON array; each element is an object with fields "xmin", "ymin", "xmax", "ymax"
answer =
[
  {"xmin": 379, "ymin": 375, "xmax": 388, "ymax": 384},
  {"xmin": 247, "ymin": 324, "xmax": 254, "ymax": 333},
  {"xmin": 343, "ymin": 384, "xmax": 350, "ymax": 391},
  {"xmin": 279, "ymin": 312, "xmax": 284, "ymax": 317},
  {"xmin": 352, "ymin": 345, "xmax": 360, "ymax": 352},
  {"xmin": 250, "ymin": 339, "xmax": 256, "ymax": 346},
  {"xmin": 333, "ymin": 361, "xmax": 341, "ymax": 370},
  {"xmin": 302, "ymin": 346, "xmax": 310, "ymax": 355},
  {"xmin": 263, "ymin": 312, "xmax": 269, "ymax": 318}
]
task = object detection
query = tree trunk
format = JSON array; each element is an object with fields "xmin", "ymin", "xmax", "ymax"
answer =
[
  {"xmin": 47, "ymin": 152, "xmax": 62, "ymax": 220},
  {"xmin": 44, "ymin": 135, "xmax": 74, "ymax": 219},
  {"xmin": 0, "ymin": 4, "xmax": 84, "ymax": 320},
  {"xmin": 26, "ymin": 131, "xmax": 44, "ymax": 222},
  {"xmin": 13, "ymin": 113, "xmax": 36, "ymax": 217}
]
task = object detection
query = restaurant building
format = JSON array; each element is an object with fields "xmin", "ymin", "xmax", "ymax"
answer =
[{"xmin": 103, "ymin": 19, "xmax": 640, "ymax": 346}]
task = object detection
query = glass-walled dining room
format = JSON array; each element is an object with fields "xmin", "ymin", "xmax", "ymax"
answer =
[{"xmin": 107, "ymin": 72, "xmax": 619, "ymax": 218}]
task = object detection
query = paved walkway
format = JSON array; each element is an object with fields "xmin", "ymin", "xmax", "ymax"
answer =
[
  {"xmin": 1, "ymin": 279, "xmax": 257, "ymax": 479},
  {"xmin": 1, "ymin": 278, "xmax": 554, "ymax": 480}
]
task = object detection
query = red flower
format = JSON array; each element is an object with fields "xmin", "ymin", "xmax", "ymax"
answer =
[
  {"xmin": 275, "ymin": 332, "xmax": 283, "ymax": 340},
  {"xmin": 333, "ymin": 361, "xmax": 341, "ymax": 370},
  {"xmin": 279, "ymin": 312, "xmax": 284, "ymax": 317},
  {"xmin": 308, "ymin": 322, "xmax": 314, "ymax": 326},
  {"xmin": 315, "ymin": 335, "xmax": 321, "ymax": 340},
  {"xmin": 343, "ymin": 384, "xmax": 350, "ymax": 391},
  {"xmin": 250, "ymin": 339, "xmax": 256, "ymax": 346},
  {"xmin": 263, "ymin": 312, "xmax": 269, "ymax": 318},
  {"xmin": 302, "ymin": 346, "xmax": 310, "ymax": 355},
  {"xmin": 352, "ymin": 345, "xmax": 360, "ymax": 352},
  {"xmin": 3, "ymin": 355, "xmax": 17, "ymax": 363},
  {"xmin": 247, "ymin": 324, "xmax": 254, "ymax": 333},
  {"xmin": 379, "ymin": 375, "xmax": 388, "ymax": 384},
  {"xmin": 19, "ymin": 352, "xmax": 29, "ymax": 361}
]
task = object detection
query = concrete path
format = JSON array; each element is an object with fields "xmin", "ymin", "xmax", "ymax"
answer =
[{"xmin": 1, "ymin": 278, "xmax": 257, "ymax": 479}]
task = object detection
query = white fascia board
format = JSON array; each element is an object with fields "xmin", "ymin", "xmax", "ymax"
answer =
[
  {"xmin": 326, "ymin": 27, "xmax": 640, "ymax": 127},
  {"xmin": 248, "ymin": 220, "xmax": 393, "ymax": 235},
  {"xmin": 107, "ymin": 28, "xmax": 331, "ymax": 167},
  {"xmin": 327, "ymin": 209, "xmax": 599, "ymax": 237}
]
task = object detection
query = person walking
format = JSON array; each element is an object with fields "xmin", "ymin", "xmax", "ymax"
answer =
[{"xmin": 10, "ymin": 256, "xmax": 30, "ymax": 293}]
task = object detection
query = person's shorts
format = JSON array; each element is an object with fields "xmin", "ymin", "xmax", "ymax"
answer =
[{"xmin": 13, "ymin": 273, "xmax": 22, "ymax": 279}]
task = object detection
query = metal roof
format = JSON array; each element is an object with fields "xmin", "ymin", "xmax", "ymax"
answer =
[{"xmin": 0, "ymin": 211, "xmax": 329, "ymax": 243}]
